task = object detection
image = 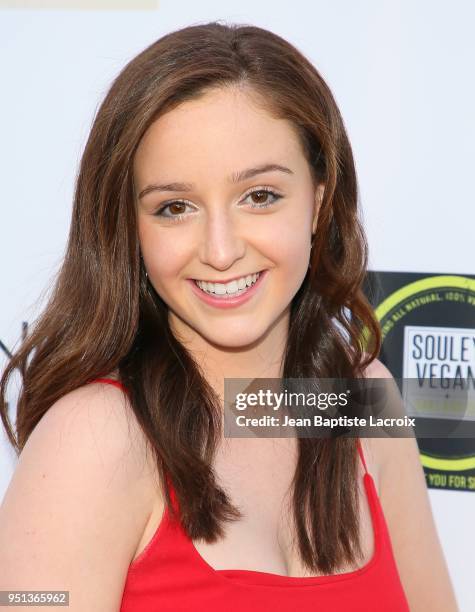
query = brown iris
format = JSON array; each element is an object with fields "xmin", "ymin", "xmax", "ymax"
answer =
[
  {"xmin": 169, "ymin": 202, "xmax": 187, "ymax": 215},
  {"xmin": 249, "ymin": 190, "xmax": 269, "ymax": 205}
]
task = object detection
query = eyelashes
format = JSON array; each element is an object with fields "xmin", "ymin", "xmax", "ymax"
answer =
[{"xmin": 152, "ymin": 187, "xmax": 283, "ymax": 223}]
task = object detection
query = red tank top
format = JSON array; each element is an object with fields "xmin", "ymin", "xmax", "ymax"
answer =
[{"xmin": 90, "ymin": 377, "xmax": 409, "ymax": 611}]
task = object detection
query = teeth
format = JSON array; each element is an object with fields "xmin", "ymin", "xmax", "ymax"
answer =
[{"xmin": 195, "ymin": 272, "xmax": 261, "ymax": 296}]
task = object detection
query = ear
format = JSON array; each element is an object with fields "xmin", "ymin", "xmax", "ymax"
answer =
[{"xmin": 312, "ymin": 183, "xmax": 325, "ymax": 235}]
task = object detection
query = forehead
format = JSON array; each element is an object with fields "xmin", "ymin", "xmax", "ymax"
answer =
[{"xmin": 133, "ymin": 86, "xmax": 306, "ymax": 183}]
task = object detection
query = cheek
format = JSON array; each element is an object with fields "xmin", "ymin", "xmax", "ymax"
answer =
[
  {"xmin": 277, "ymin": 236, "xmax": 311, "ymax": 266},
  {"xmin": 138, "ymin": 221, "xmax": 187, "ymax": 284},
  {"xmin": 263, "ymin": 213, "xmax": 312, "ymax": 267}
]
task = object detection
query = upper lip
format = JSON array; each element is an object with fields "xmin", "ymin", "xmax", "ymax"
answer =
[{"xmin": 192, "ymin": 270, "xmax": 264, "ymax": 284}]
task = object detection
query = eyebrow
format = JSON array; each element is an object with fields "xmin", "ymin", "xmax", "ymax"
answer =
[{"xmin": 137, "ymin": 163, "xmax": 294, "ymax": 200}]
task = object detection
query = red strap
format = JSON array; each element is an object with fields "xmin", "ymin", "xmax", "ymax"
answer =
[
  {"xmin": 88, "ymin": 377, "xmax": 128, "ymax": 394},
  {"xmin": 357, "ymin": 438, "xmax": 369, "ymax": 474},
  {"xmin": 165, "ymin": 472, "xmax": 180, "ymax": 512}
]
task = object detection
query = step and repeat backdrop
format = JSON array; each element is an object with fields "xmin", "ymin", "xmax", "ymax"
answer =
[{"xmin": 1, "ymin": 1, "xmax": 474, "ymax": 609}]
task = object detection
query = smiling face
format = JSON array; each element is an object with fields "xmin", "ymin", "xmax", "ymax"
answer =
[{"xmin": 134, "ymin": 85, "xmax": 323, "ymax": 350}]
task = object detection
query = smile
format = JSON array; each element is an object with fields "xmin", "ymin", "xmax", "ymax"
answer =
[
  {"xmin": 194, "ymin": 272, "xmax": 262, "ymax": 297},
  {"xmin": 188, "ymin": 270, "xmax": 268, "ymax": 309}
]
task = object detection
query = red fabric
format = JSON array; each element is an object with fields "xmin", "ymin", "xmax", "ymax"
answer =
[{"xmin": 89, "ymin": 378, "xmax": 410, "ymax": 611}]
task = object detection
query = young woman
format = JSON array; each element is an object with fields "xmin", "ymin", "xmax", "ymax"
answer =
[{"xmin": 0, "ymin": 22, "xmax": 457, "ymax": 611}]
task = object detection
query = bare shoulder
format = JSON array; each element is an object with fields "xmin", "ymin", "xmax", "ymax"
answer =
[
  {"xmin": 0, "ymin": 380, "xmax": 158, "ymax": 611},
  {"xmin": 359, "ymin": 355, "xmax": 459, "ymax": 611},
  {"xmin": 31, "ymin": 379, "xmax": 156, "ymax": 488}
]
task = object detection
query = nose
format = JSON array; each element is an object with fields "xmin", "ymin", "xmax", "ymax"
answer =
[{"xmin": 197, "ymin": 210, "xmax": 246, "ymax": 271}]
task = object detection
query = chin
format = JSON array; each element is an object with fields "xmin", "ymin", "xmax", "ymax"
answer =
[
  {"xmin": 201, "ymin": 326, "xmax": 266, "ymax": 350},
  {"xmin": 209, "ymin": 334, "xmax": 262, "ymax": 350}
]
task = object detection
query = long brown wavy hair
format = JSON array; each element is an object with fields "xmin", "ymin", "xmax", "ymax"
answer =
[{"xmin": 0, "ymin": 21, "xmax": 381, "ymax": 574}]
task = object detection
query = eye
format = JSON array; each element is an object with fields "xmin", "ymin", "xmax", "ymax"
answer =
[
  {"xmin": 242, "ymin": 187, "xmax": 283, "ymax": 209},
  {"xmin": 153, "ymin": 200, "xmax": 193, "ymax": 222}
]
